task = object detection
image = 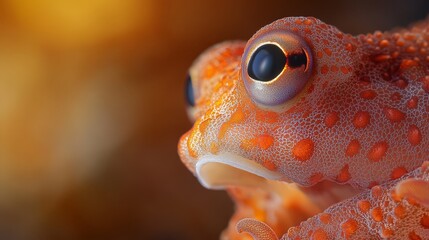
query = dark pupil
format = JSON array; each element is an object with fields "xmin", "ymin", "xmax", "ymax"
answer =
[
  {"xmin": 248, "ymin": 44, "xmax": 286, "ymax": 81},
  {"xmin": 288, "ymin": 52, "xmax": 307, "ymax": 68},
  {"xmin": 185, "ymin": 74, "xmax": 195, "ymax": 106}
]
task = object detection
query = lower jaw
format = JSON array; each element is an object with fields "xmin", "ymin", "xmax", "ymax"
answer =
[{"xmin": 219, "ymin": 179, "xmax": 361, "ymax": 240}]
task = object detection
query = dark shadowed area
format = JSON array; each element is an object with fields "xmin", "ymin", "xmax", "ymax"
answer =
[{"xmin": 0, "ymin": 0, "xmax": 427, "ymax": 239}]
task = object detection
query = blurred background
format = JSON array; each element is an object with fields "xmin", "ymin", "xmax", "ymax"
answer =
[{"xmin": 0, "ymin": 0, "xmax": 427, "ymax": 239}]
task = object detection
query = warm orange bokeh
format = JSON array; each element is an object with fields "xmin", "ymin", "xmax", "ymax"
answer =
[{"xmin": 0, "ymin": 0, "xmax": 426, "ymax": 239}]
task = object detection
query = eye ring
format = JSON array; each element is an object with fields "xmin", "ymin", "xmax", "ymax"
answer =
[{"xmin": 242, "ymin": 30, "xmax": 313, "ymax": 107}]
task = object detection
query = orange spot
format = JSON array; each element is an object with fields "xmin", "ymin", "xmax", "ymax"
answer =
[
  {"xmin": 353, "ymin": 111, "xmax": 370, "ymax": 128},
  {"xmin": 262, "ymin": 159, "xmax": 277, "ymax": 171},
  {"xmin": 403, "ymin": 34, "xmax": 414, "ymax": 40},
  {"xmin": 395, "ymin": 38, "xmax": 405, "ymax": 47},
  {"xmin": 399, "ymin": 59, "xmax": 418, "ymax": 71},
  {"xmin": 371, "ymin": 207, "xmax": 383, "ymax": 222},
  {"xmin": 394, "ymin": 204, "xmax": 406, "ymax": 219},
  {"xmin": 374, "ymin": 31, "xmax": 382, "ymax": 38},
  {"xmin": 309, "ymin": 173, "xmax": 324, "ymax": 185},
  {"xmin": 367, "ymin": 141, "xmax": 388, "ymax": 162},
  {"xmin": 187, "ymin": 129, "xmax": 199, "ymax": 158},
  {"xmin": 203, "ymin": 65, "xmax": 216, "ymax": 78},
  {"xmin": 421, "ymin": 214, "xmax": 429, "ymax": 229},
  {"xmin": 330, "ymin": 66, "xmax": 338, "ymax": 72},
  {"xmin": 391, "ymin": 189, "xmax": 402, "ymax": 202},
  {"xmin": 340, "ymin": 66, "xmax": 349, "ymax": 74},
  {"xmin": 409, "ymin": 231, "xmax": 422, "ymax": 240},
  {"xmin": 422, "ymin": 76, "xmax": 429, "ymax": 93},
  {"xmin": 346, "ymin": 139, "xmax": 360, "ymax": 157},
  {"xmin": 199, "ymin": 119, "xmax": 210, "ymax": 134},
  {"xmin": 379, "ymin": 39, "xmax": 390, "ymax": 48},
  {"xmin": 256, "ymin": 110, "xmax": 279, "ymax": 123},
  {"xmin": 292, "ymin": 138, "xmax": 315, "ymax": 161},
  {"xmin": 304, "ymin": 19, "xmax": 313, "ymax": 25},
  {"xmin": 384, "ymin": 107, "xmax": 405, "ymax": 122},
  {"xmin": 407, "ymin": 96, "xmax": 418, "ymax": 109},
  {"xmin": 304, "ymin": 27, "xmax": 312, "ymax": 34},
  {"xmin": 210, "ymin": 142, "xmax": 219, "ymax": 154},
  {"xmin": 323, "ymin": 48, "xmax": 332, "ymax": 56},
  {"xmin": 337, "ymin": 164, "xmax": 351, "ymax": 183},
  {"xmin": 325, "ymin": 112, "xmax": 339, "ymax": 128},
  {"xmin": 294, "ymin": 19, "xmax": 303, "ymax": 24},
  {"xmin": 341, "ymin": 219, "xmax": 358, "ymax": 238},
  {"xmin": 371, "ymin": 185, "xmax": 383, "ymax": 198},
  {"xmin": 391, "ymin": 92, "xmax": 402, "ymax": 101},
  {"xmin": 240, "ymin": 138, "xmax": 257, "ymax": 151},
  {"xmin": 345, "ymin": 43, "xmax": 356, "ymax": 52},
  {"xmin": 381, "ymin": 227, "xmax": 394, "ymax": 238},
  {"xmin": 373, "ymin": 54, "xmax": 391, "ymax": 62},
  {"xmin": 407, "ymin": 197, "xmax": 419, "ymax": 206},
  {"xmin": 317, "ymin": 51, "xmax": 323, "ymax": 58},
  {"xmin": 319, "ymin": 213, "xmax": 331, "ymax": 224},
  {"xmin": 391, "ymin": 167, "xmax": 407, "ymax": 180},
  {"xmin": 406, "ymin": 46, "xmax": 417, "ymax": 53},
  {"xmin": 321, "ymin": 65, "xmax": 329, "ymax": 74},
  {"xmin": 320, "ymin": 24, "xmax": 328, "ymax": 29},
  {"xmin": 219, "ymin": 108, "xmax": 245, "ymax": 139},
  {"xmin": 257, "ymin": 134, "xmax": 274, "ymax": 150},
  {"xmin": 395, "ymin": 79, "xmax": 408, "ymax": 89},
  {"xmin": 240, "ymin": 134, "xmax": 275, "ymax": 151},
  {"xmin": 423, "ymin": 161, "xmax": 429, "ymax": 171},
  {"xmin": 312, "ymin": 228, "xmax": 328, "ymax": 240},
  {"xmin": 360, "ymin": 90, "xmax": 377, "ymax": 100},
  {"xmin": 357, "ymin": 200, "xmax": 371, "ymax": 213},
  {"xmin": 218, "ymin": 125, "xmax": 229, "ymax": 140},
  {"xmin": 230, "ymin": 108, "xmax": 245, "ymax": 123},
  {"xmin": 408, "ymin": 124, "xmax": 422, "ymax": 146},
  {"xmin": 212, "ymin": 76, "xmax": 225, "ymax": 91}
]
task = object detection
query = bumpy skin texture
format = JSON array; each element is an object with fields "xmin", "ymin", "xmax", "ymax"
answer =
[{"xmin": 179, "ymin": 17, "xmax": 429, "ymax": 239}]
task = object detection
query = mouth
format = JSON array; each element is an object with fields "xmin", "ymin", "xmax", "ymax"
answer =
[
  {"xmin": 194, "ymin": 153, "xmax": 362, "ymax": 234},
  {"xmin": 195, "ymin": 153, "xmax": 285, "ymax": 190}
]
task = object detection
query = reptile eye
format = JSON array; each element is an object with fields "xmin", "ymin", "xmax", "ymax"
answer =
[
  {"xmin": 185, "ymin": 74, "xmax": 195, "ymax": 107},
  {"xmin": 242, "ymin": 30, "xmax": 313, "ymax": 107}
]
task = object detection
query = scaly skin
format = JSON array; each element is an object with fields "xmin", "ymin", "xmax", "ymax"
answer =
[{"xmin": 179, "ymin": 17, "xmax": 429, "ymax": 239}]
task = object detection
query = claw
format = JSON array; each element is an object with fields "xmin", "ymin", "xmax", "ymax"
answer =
[
  {"xmin": 236, "ymin": 218, "xmax": 279, "ymax": 240},
  {"xmin": 395, "ymin": 178, "xmax": 429, "ymax": 208}
]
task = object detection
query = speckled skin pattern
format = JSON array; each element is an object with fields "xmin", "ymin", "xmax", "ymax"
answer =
[{"xmin": 179, "ymin": 17, "xmax": 429, "ymax": 239}]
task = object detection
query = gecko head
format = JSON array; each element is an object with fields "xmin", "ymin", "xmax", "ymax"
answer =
[{"xmin": 179, "ymin": 17, "xmax": 427, "ymax": 190}]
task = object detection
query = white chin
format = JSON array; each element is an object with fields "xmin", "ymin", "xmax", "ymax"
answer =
[{"xmin": 195, "ymin": 152, "xmax": 284, "ymax": 190}]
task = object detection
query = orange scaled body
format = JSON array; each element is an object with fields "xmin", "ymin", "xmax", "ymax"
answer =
[{"xmin": 179, "ymin": 17, "xmax": 429, "ymax": 239}]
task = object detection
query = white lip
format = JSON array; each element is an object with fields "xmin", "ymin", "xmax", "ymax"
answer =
[{"xmin": 195, "ymin": 152, "xmax": 284, "ymax": 190}]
